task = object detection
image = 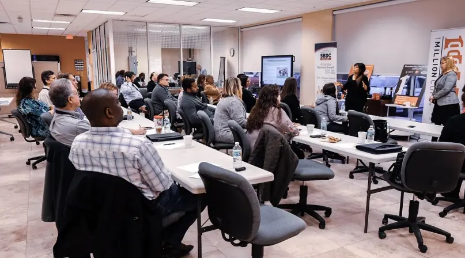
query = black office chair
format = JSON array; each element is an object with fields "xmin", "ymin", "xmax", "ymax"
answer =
[
  {"xmin": 11, "ymin": 109, "xmax": 46, "ymax": 170},
  {"xmin": 379, "ymin": 142, "xmax": 465, "ymax": 253},
  {"xmin": 144, "ymin": 98, "xmax": 155, "ymax": 119},
  {"xmin": 164, "ymin": 99, "xmax": 183, "ymax": 132},
  {"xmin": 139, "ymin": 88, "xmax": 148, "ymax": 99},
  {"xmin": 228, "ymin": 120, "xmax": 250, "ymax": 162},
  {"xmin": 197, "ymin": 110, "xmax": 235, "ymax": 151},
  {"xmin": 200, "ymin": 91, "xmax": 208, "ymax": 104},
  {"xmin": 118, "ymin": 93, "xmax": 139, "ymax": 114},
  {"xmin": 178, "ymin": 107, "xmax": 202, "ymax": 140},
  {"xmin": 431, "ymin": 169, "xmax": 465, "ymax": 217},
  {"xmin": 347, "ymin": 110, "xmax": 394, "ymax": 182},
  {"xmin": 147, "ymin": 92, "xmax": 152, "ymax": 99},
  {"xmin": 280, "ymin": 102, "xmax": 292, "ymax": 121},
  {"xmin": 198, "ymin": 162, "xmax": 306, "ymax": 258},
  {"xmin": 41, "ymin": 112, "xmax": 53, "ymax": 127}
]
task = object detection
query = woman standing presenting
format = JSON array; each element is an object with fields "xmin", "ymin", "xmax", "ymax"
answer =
[
  {"xmin": 341, "ymin": 63, "xmax": 370, "ymax": 112},
  {"xmin": 431, "ymin": 56, "xmax": 460, "ymax": 128}
]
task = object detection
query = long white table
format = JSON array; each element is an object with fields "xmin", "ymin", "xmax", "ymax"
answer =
[
  {"xmin": 120, "ymin": 108, "xmax": 274, "ymax": 257},
  {"xmin": 370, "ymin": 115, "xmax": 443, "ymax": 138},
  {"xmin": 0, "ymin": 97, "xmax": 16, "ymax": 141},
  {"xmin": 293, "ymin": 127, "xmax": 404, "ymax": 233}
]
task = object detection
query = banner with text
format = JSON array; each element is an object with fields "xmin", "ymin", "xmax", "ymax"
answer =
[
  {"xmin": 393, "ymin": 64, "xmax": 428, "ymax": 107},
  {"xmin": 315, "ymin": 42, "xmax": 337, "ymax": 96},
  {"xmin": 423, "ymin": 28, "xmax": 465, "ymax": 123}
]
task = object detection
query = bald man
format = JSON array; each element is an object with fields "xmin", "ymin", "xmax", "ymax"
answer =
[{"xmin": 69, "ymin": 89, "xmax": 203, "ymax": 257}]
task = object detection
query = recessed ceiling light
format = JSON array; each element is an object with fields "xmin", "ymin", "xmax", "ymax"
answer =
[
  {"xmin": 33, "ymin": 19, "xmax": 70, "ymax": 24},
  {"xmin": 81, "ymin": 10, "xmax": 126, "ymax": 15},
  {"xmin": 238, "ymin": 7, "xmax": 280, "ymax": 14},
  {"xmin": 147, "ymin": 0, "xmax": 198, "ymax": 6},
  {"xmin": 202, "ymin": 18, "xmax": 236, "ymax": 23},
  {"xmin": 33, "ymin": 27, "xmax": 66, "ymax": 30}
]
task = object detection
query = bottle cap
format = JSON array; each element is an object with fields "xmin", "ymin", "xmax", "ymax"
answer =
[{"xmin": 235, "ymin": 142, "xmax": 239, "ymax": 145}]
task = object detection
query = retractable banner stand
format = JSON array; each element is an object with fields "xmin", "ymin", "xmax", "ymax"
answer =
[
  {"xmin": 423, "ymin": 28, "xmax": 465, "ymax": 123},
  {"xmin": 393, "ymin": 65, "xmax": 428, "ymax": 107},
  {"xmin": 315, "ymin": 42, "xmax": 337, "ymax": 96}
]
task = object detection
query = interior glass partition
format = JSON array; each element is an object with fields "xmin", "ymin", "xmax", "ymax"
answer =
[
  {"xmin": 181, "ymin": 25, "xmax": 211, "ymax": 78},
  {"xmin": 147, "ymin": 23, "xmax": 181, "ymax": 80}
]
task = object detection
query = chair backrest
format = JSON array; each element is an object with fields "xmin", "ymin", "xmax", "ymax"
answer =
[
  {"xmin": 228, "ymin": 120, "xmax": 250, "ymax": 162},
  {"xmin": 139, "ymin": 88, "xmax": 148, "ymax": 99},
  {"xmin": 347, "ymin": 110, "xmax": 373, "ymax": 137},
  {"xmin": 41, "ymin": 112, "xmax": 53, "ymax": 127},
  {"xmin": 198, "ymin": 162, "xmax": 260, "ymax": 242},
  {"xmin": 178, "ymin": 107, "xmax": 193, "ymax": 135},
  {"xmin": 144, "ymin": 98, "xmax": 155, "ymax": 119},
  {"xmin": 300, "ymin": 107, "xmax": 321, "ymax": 128},
  {"xmin": 118, "ymin": 93, "xmax": 129, "ymax": 108},
  {"xmin": 200, "ymin": 91, "xmax": 208, "ymax": 104},
  {"xmin": 197, "ymin": 110, "xmax": 215, "ymax": 146},
  {"xmin": 164, "ymin": 99, "xmax": 178, "ymax": 125},
  {"xmin": 280, "ymin": 102, "xmax": 292, "ymax": 121},
  {"xmin": 402, "ymin": 142, "xmax": 465, "ymax": 193},
  {"xmin": 11, "ymin": 109, "xmax": 32, "ymax": 139}
]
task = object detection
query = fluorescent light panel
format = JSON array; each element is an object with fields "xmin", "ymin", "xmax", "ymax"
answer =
[
  {"xmin": 33, "ymin": 19, "xmax": 70, "ymax": 24},
  {"xmin": 147, "ymin": 0, "xmax": 198, "ymax": 6},
  {"xmin": 33, "ymin": 27, "xmax": 66, "ymax": 30},
  {"xmin": 202, "ymin": 18, "xmax": 236, "ymax": 23},
  {"xmin": 82, "ymin": 10, "xmax": 126, "ymax": 15},
  {"xmin": 238, "ymin": 7, "xmax": 280, "ymax": 13}
]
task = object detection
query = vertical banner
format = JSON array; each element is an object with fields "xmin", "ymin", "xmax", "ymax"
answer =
[
  {"xmin": 393, "ymin": 65, "xmax": 428, "ymax": 107},
  {"xmin": 315, "ymin": 42, "xmax": 337, "ymax": 96},
  {"xmin": 423, "ymin": 28, "xmax": 465, "ymax": 123}
]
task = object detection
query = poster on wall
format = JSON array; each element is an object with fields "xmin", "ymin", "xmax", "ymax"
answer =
[
  {"xmin": 393, "ymin": 64, "xmax": 427, "ymax": 107},
  {"xmin": 348, "ymin": 64, "xmax": 375, "ymax": 79},
  {"xmin": 423, "ymin": 27, "xmax": 465, "ymax": 123},
  {"xmin": 315, "ymin": 42, "xmax": 337, "ymax": 95}
]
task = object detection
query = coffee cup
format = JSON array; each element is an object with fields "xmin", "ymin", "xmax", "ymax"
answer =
[
  {"xmin": 358, "ymin": 131, "xmax": 367, "ymax": 144},
  {"xmin": 307, "ymin": 124, "xmax": 315, "ymax": 135},
  {"xmin": 184, "ymin": 135, "xmax": 193, "ymax": 148}
]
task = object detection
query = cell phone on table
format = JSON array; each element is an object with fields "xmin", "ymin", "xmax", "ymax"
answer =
[
  {"xmin": 310, "ymin": 134, "xmax": 326, "ymax": 138},
  {"xmin": 407, "ymin": 125, "xmax": 416, "ymax": 128},
  {"xmin": 235, "ymin": 167, "xmax": 246, "ymax": 172},
  {"xmin": 142, "ymin": 126, "xmax": 154, "ymax": 129}
]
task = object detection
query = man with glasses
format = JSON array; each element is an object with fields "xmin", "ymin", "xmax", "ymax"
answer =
[{"xmin": 151, "ymin": 73, "xmax": 178, "ymax": 115}]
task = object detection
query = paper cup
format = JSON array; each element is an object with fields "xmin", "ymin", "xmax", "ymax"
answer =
[
  {"xmin": 184, "ymin": 135, "xmax": 193, "ymax": 148},
  {"xmin": 358, "ymin": 132, "xmax": 367, "ymax": 144},
  {"xmin": 307, "ymin": 124, "xmax": 315, "ymax": 135}
]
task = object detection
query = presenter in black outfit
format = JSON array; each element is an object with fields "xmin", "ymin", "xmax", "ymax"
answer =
[{"xmin": 342, "ymin": 63, "xmax": 370, "ymax": 112}]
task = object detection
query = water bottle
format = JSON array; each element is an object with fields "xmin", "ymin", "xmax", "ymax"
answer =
[
  {"xmin": 232, "ymin": 142, "xmax": 242, "ymax": 169},
  {"xmin": 127, "ymin": 110, "xmax": 133, "ymax": 120},
  {"xmin": 367, "ymin": 125, "xmax": 375, "ymax": 143},
  {"xmin": 340, "ymin": 102, "xmax": 345, "ymax": 112},
  {"xmin": 320, "ymin": 117, "xmax": 327, "ymax": 133},
  {"xmin": 164, "ymin": 115, "xmax": 171, "ymax": 132},
  {"xmin": 209, "ymin": 97, "xmax": 213, "ymax": 104}
]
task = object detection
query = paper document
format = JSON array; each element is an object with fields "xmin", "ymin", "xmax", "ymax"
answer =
[
  {"xmin": 189, "ymin": 173, "xmax": 201, "ymax": 179},
  {"xmin": 177, "ymin": 162, "xmax": 220, "ymax": 173}
]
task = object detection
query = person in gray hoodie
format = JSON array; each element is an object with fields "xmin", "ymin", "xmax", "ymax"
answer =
[{"xmin": 315, "ymin": 83, "xmax": 348, "ymax": 134}]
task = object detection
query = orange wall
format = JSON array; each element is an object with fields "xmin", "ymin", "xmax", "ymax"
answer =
[{"xmin": 0, "ymin": 33, "xmax": 88, "ymax": 90}]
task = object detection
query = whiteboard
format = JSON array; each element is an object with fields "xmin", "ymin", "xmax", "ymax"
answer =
[{"xmin": 3, "ymin": 49, "xmax": 33, "ymax": 88}]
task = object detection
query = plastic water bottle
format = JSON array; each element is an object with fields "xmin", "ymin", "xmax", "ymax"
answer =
[
  {"xmin": 232, "ymin": 142, "xmax": 242, "ymax": 169},
  {"xmin": 164, "ymin": 115, "xmax": 171, "ymax": 132},
  {"xmin": 320, "ymin": 117, "xmax": 327, "ymax": 133},
  {"xmin": 127, "ymin": 110, "xmax": 133, "ymax": 120},
  {"xmin": 367, "ymin": 125, "xmax": 375, "ymax": 143}
]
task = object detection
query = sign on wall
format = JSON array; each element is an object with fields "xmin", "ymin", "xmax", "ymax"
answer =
[
  {"xmin": 393, "ymin": 64, "xmax": 428, "ymax": 107},
  {"xmin": 423, "ymin": 28, "xmax": 465, "ymax": 123},
  {"xmin": 315, "ymin": 42, "xmax": 337, "ymax": 95}
]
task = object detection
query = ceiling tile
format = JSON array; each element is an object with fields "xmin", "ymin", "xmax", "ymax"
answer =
[{"xmin": 56, "ymin": 1, "xmax": 87, "ymax": 15}]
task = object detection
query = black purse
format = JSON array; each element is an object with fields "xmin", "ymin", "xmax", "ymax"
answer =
[{"xmin": 388, "ymin": 151, "xmax": 406, "ymax": 185}]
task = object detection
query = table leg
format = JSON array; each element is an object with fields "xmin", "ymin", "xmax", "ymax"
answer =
[
  {"xmin": 386, "ymin": 106, "xmax": 390, "ymax": 117},
  {"xmin": 197, "ymin": 198, "xmax": 203, "ymax": 258},
  {"xmin": 364, "ymin": 162, "xmax": 375, "ymax": 233}
]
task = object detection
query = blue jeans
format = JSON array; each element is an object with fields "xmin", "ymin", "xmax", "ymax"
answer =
[{"xmin": 153, "ymin": 184, "xmax": 206, "ymax": 245}]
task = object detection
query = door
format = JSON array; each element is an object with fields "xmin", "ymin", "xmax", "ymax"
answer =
[{"xmin": 32, "ymin": 61, "xmax": 59, "ymax": 94}]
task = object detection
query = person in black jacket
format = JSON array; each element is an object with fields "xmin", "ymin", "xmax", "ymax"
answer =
[
  {"xmin": 147, "ymin": 72, "xmax": 157, "ymax": 92},
  {"xmin": 134, "ymin": 73, "xmax": 146, "ymax": 88},
  {"xmin": 280, "ymin": 77, "xmax": 301, "ymax": 123},
  {"xmin": 238, "ymin": 74, "xmax": 256, "ymax": 112},
  {"xmin": 341, "ymin": 63, "xmax": 370, "ymax": 112}
]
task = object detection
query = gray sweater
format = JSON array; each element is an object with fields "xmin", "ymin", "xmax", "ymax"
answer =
[
  {"xmin": 315, "ymin": 95, "xmax": 347, "ymax": 123},
  {"xmin": 213, "ymin": 96, "xmax": 247, "ymax": 143},
  {"xmin": 433, "ymin": 71, "xmax": 460, "ymax": 106},
  {"xmin": 151, "ymin": 84, "xmax": 178, "ymax": 115},
  {"xmin": 180, "ymin": 91, "xmax": 213, "ymax": 127}
]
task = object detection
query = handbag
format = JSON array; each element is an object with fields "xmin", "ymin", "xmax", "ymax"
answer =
[
  {"xmin": 388, "ymin": 151, "xmax": 406, "ymax": 185},
  {"xmin": 356, "ymin": 143, "xmax": 402, "ymax": 154}
]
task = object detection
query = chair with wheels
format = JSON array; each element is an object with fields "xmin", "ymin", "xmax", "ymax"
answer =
[
  {"xmin": 280, "ymin": 102, "xmax": 292, "ymax": 121},
  {"xmin": 139, "ymin": 88, "xmax": 148, "ymax": 99},
  {"xmin": 431, "ymin": 171, "xmax": 465, "ymax": 218},
  {"xmin": 197, "ymin": 110, "xmax": 235, "ymax": 152},
  {"xmin": 118, "ymin": 93, "xmax": 139, "ymax": 114},
  {"xmin": 378, "ymin": 142, "xmax": 465, "ymax": 253},
  {"xmin": 11, "ymin": 109, "xmax": 46, "ymax": 170},
  {"xmin": 200, "ymin": 91, "xmax": 209, "ymax": 104},
  {"xmin": 228, "ymin": 120, "xmax": 250, "ymax": 162},
  {"xmin": 198, "ymin": 162, "xmax": 306, "ymax": 258},
  {"xmin": 41, "ymin": 112, "xmax": 53, "ymax": 127},
  {"xmin": 144, "ymin": 98, "xmax": 155, "ymax": 120},
  {"xmin": 178, "ymin": 107, "xmax": 202, "ymax": 140},
  {"xmin": 164, "ymin": 99, "xmax": 183, "ymax": 132}
]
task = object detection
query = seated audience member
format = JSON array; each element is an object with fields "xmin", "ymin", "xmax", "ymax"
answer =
[
  {"xmin": 281, "ymin": 77, "xmax": 301, "ymax": 123},
  {"xmin": 180, "ymin": 77, "xmax": 214, "ymax": 127},
  {"xmin": 120, "ymin": 71, "xmax": 147, "ymax": 114},
  {"xmin": 438, "ymin": 92, "xmax": 465, "ymax": 199},
  {"xmin": 152, "ymin": 73, "xmax": 178, "ymax": 115},
  {"xmin": 116, "ymin": 70, "xmax": 125, "ymax": 88},
  {"xmin": 246, "ymin": 85, "xmax": 299, "ymax": 151},
  {"xmin": 238, "ymin": 74, "xmax": 256, "ymax": 112},
  {"xmin": 57, "ymin": 73, "xmax": 78, "ymax": 89},
  {"xmin": 315, "ymin": 83, "xmax": 348, "ymax": 134},
  {"xmin": 134, "ymin": 72, "xmax": 146, "ymax": 88},
  {"xmin": 204, "ymin": 75, "xmax": 221, "ymax": 104},
  {"xmin": 16, "ymin": 77, "xmax": 54, "ymax": 137},
  {"xmin": 147, "ymin": 72, "xmax": 158, "ymax": 93},
  {"xmin": 197, "ymin": 74, "xmax": 206, "ymax": 94},
  {"xmin": 213, "ymin": 77, "xmax": 247, "ymax": 143},
  {"xmin": 69, "ymin": 89, "xmax": 204, "ymax": 257},
  {"xmin": 38, "ymin": 70, "xmax": 56, "ymax": 106},
  {"xmin": 49, "ymin": 78, "xmax": 90, "ymax": 147}
]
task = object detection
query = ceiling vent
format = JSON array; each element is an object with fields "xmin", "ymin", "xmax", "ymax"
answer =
[{"xmin": 55, "ymin": 14, "xmax": 76, "ymax": 18}]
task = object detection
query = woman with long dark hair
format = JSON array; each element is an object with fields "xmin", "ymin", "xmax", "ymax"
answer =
[
  {"xmin": 16, "ymin": 77, "xmax": 53, "ymax": 137},
  {"xmin": 342, "ymin": 63, "xmax": 370, "ymax": 112},
  {"xmin": 280, "ymin": 77, "xmax": 301, "ymax": 123},
  {"xmin": 246, "ymin": 85, "xmax": 299, "ymax": 151},
  {"xmin": 315, "ymin": 83, "xmax": 348, "ymax": 133}
]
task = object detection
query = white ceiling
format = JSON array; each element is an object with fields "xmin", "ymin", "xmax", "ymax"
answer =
[{"xmin": 0, "ymin": 0, "xmax": 375, "ymax": 36}]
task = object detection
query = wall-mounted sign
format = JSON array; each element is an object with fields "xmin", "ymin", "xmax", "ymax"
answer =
[{"xmin": 74, "ymin": 59, "xmax": 84, "ymax": 71}]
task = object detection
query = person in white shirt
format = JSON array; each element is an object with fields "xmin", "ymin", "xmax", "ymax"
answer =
[
  {"xmin": 38, "ymin": 70, "xmax": 56, "ymax": 106},
  {"xmin": 120, "ymin": 71, "xmax": 147, "ymax": 114}
]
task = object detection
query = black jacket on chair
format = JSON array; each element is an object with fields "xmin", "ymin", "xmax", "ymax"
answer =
[
  {"xmin": 53, "ymin": 170, "xmax": 162, "ymax": 258},
  {"xmin": 42, "ymin": 137, "xmax": 77, "ymax": 230},
  {"xmin": 249, "ymin": 124, "xmax": 298, "ymax": 206},
  {"xmin": 242, "ymin": 87, "xmax": 256, "ymax": 113},
  {"xmin": 282, "ymin": 93, "xmax": 301, "ymax": 123}
]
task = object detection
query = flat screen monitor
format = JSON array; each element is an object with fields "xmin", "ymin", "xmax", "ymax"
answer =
[
  {"xmin": 261, "ymin": 55, "xmax": 294, "ymax": 86},
  {"xmin": 178, "ymin": 61, "xmax": 196, "ymax": 75}
]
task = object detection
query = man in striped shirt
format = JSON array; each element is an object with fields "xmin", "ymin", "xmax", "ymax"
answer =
[{"xmin": 69, "ymin": 88, "xmax": 203, "ymax": 258}]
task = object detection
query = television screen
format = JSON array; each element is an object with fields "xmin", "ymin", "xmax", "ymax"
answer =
[{"xmin": 261, "ymin": 55, "xmax": 294, "ymax": 86}]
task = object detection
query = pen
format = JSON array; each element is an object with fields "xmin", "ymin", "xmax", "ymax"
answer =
[{"xmin": 164, "ymin": 143, "xmax": 175, "ymax": 146}]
